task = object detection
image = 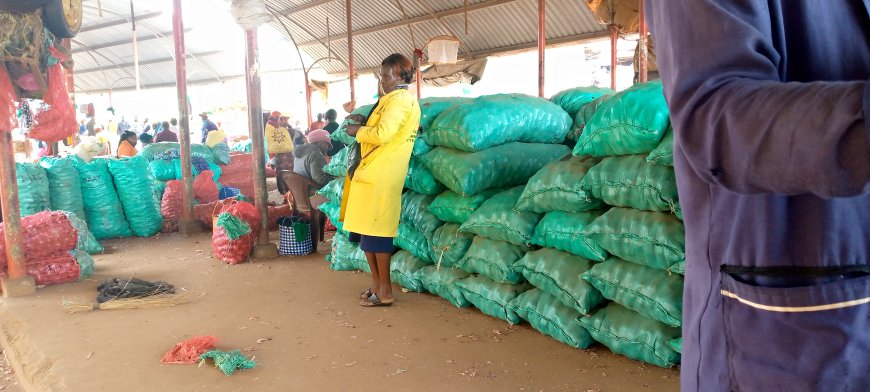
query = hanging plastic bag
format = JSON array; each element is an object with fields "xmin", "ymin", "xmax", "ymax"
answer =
[
  {"xmin": 29, "ymin": 63, "xmax": 77, "ymax": 143},
  {"xmin": 265, "ymin": 124, "xmax": 294, "ymax": 154}
]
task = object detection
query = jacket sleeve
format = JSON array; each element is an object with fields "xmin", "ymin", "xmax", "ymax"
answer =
[
  {"xmin": 356, "ymin": 96, "xmax": 412, "ymax": 146},
  {"xmin": 306, "ymin": 152, "xmax": 334, "ymax": 187},
  {"xmin": 647, "ymin": 0, "xmax": 870, "ymax": 198}
]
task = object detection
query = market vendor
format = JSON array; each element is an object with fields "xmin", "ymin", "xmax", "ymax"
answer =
[
  {"xmin": 293, "ymin": 130, "xmax": 334, "ymax": 189},
  {"xmin": 117, "ymin": 131, "xmax": 138, "ymax": 158},
  {"xmin": 155, "ymin": 121, "xmax": 178, "ymax": 143}
]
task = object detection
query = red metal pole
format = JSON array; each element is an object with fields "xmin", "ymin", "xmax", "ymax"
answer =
[
  {"xmin": 172, "ymin": 0, "xmax": 198, "ymax": 235},
  {"xmin": 537, "ymin": 0, "xmax": 545, "ymax": 98},
  {"xmin": 304, "ymin": 70, "xmax": 312, "ymax": 128},
  {"xmin": 244, "ymin": 28, "xmax": 277, "ymax": 258},
  {"xmin": 610, "ymin": 24, "xmax": 618, "ymax": 90},
  {"xmin": 638, "ymin": 0, "xmax": 648, "ymax": 83},
  {"xmin": 346, "ymin": 0, "xmax": 356, "ymax": 103}
]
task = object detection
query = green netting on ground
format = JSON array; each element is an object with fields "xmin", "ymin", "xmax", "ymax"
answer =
[
  {"xmin": 390, "ymin": 250, "xmax": 432, "ymax": 293},
  {"xmin": 568, "ymin": 95, "xmax": 611, "ymax": 142},
  {"xmin": 646, "ymin": 125, "xmax": 674, "ymax": 166},
  {"xmin": 456, "ymin": 276, "xmax": 531, "ymax": 325},
  {"xmin": 427, "ymin": 189, "xmax": 501, "ymax": 224},
  {"xmin": 509, "ymin": 289, "xmax": 595, "ymax": 348},
  {"xmin": 15, "ymin": 162, "xmax": 50, "ymax": 217},
  {"xmin": 394, "ymin": 222, "xmax": 430, "ymax": 262},
  {"xmin": 418, "ymin": 265, "xmax": 472, "ymax": 308},
  {"xmin": 582, "ymin": 257, "xmax": 684, "ymax": 327},
  {"xmin": 400, "ymin": 192, "xmax": 443, "ymax": 238},
  {"xmin": 457, "ymin": 236, "xmax": 529, "ymax": 284},
  {"xmin": 582, "ymin": 208, "xmax": 685, "ymax": 272},
  {"xmin": 108, "ymin": 157, "xmax": 163, "ymax": 237},
  {"xmin": 422, "ymin": 143, "xmax": 570, "ymax": 196},
  {"xmin": 580, "ymin": 155, "xmax": 678, "ymax": 212},
  {"xmin": 323, "ymin": 147, "xmax": 349, "ymax": 177},
  {"xmin": 40, "ymin": 157, "xmax": 85, "ymax": 219},
  {"xmin": 425, "ymin": 94, "xmax": 572, "ymax": 152},
  {"xmin": 515, "ymin": 156, "xmax": 603, "ymax": 213},
  {"xmin": 574, "ymin": 81, "xmax": 670, "ymax": 157},
  {"xmin": 429, "ymin": 223, "xmax": 474, "ymax": 269},
  {"xmin": 459, "ymin": 187, "xmax": 541, "ymax": 246},
  {"xmin": 529, "ymin": 210, "xmax": 609, "ymax": 262},
  {"xmin": 514, "ymin": 248, "xmax": 603, "ymax": 315},
  {"xmin": 199, "ymin": 350, "xmax": 256, "ymax": 375},
  {"xmin": 331, "ymin": 104, "xmax": 376, "ymax": 145},
  {"xmin": 550, "ymin": 86, "xmax": 615, "ymax": 118},
  {"xmin": 74, "ymin": 159, "xmax": 132, "ymax": 240},
  {"xmin": 578, "ymin": 303, "xmax": 681, "ymax": 368},
  {"xmin": 404, "ymin": 158, "xmax": 445, "ymax": 195}
]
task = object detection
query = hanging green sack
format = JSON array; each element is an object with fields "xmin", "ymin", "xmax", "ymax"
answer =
[
  {"xmin": 568, "ymin": 95, "xmax": 611, "ymax": 141},
  {"xmin": 456, "ymin": 276, "xmax": 531, "ymax": 325},
  {"xmin": 509, "ymin": 289, "xmax": 595, "ymax": 349},
  {"xmin": 390, "ymin": 250, "xmax": 432, "ymax": 293},
  {"xmin": 668, "ymin": 337, "xmax": 682, "ymax": 354},
  {"xmin": 394, "ymin": 222, "xmax": 429, "ymax": 262},
  {"xmin": 422, "ymin": 143, "xmax": 570, "ymax": 196},
  {"xmin": 40, "ymin": 157, "xmax": 85, "ymax": 219},
  {"xmin": 578, "ymin": 303, "xmax": 681, "ymax": 368},
  {"xmin": 515, "ymin": 156, "xmax": 603, "ymax": 213},
  {"xmin": 582, "ymin": 257, "xmax": 684, "ymax": 327},
  {"xmin": 574, "ymin": 81, "xmax": 670, "ymax": 157},
  {"xmin": 514, "ymin": 248, "xmax": 603, "ymax": 315},
  {"xmin": 149, "ymin": 159, "xmax": 177, "ymax": 181},
  {"xmin": 550, "ymin": 86, "xmax": 615, "ymax": 118},
  {"xmin": 425, "ymin": 94, "xmax": 572, "ymax": 152},
  {"xmin": 317, "ymin": 178, "xmax": 345, "ymax": 203},
  {"xmin": 457, "ymin": 236, "xmax": 528, "ymax": 284},
  {"xmin": 646, "ymin": 125, "xmax": 674, "ymax": 166},
  {"xmin": 331, "ymin": 104, "xmax": 376, "ymax": 145},
  {"xmin": 580, "ymin": 155, "xmax": 678, "ymax": 212},
  {"xmin": 419, "ymin": 97, "xmax": 473, "ymax": 132},
  {"xmin": 74, "ymin": 159, "xmax": 132, "ymax": 240},
  {"xmin": 418, "ymin": 265, "xmax": 472, "ymax": 308},
  {"xmin": 210, "ymin": 142, "xmax": 232, "ymax": 165},
  {"xmin": 427, "ymin": 189, "xmax": 501, "ymax": 224},
  {"xmin": 330, "ymin": 233, "xmax": 365, "ymax": 272},
  {"xmin": 429, "ymin": 223, "xmax": 474, "ymax": 269},
  {"xmin": 64, "ymin": 212, "xmax": 104, "ymax": 254},
  {"xmin": 530, "ymin": 210, "xmax": 609, "ymax": 261},
  {"xmin": 581, "ymin": 208, "xmax": 685, "ymax": 272},
  {"xmin": 400, "ymin": 192, "xmax": 443, "ymax": 238},
  {"xmin": 323, "ymin": 147, "xmax": 349, "ymax": 177},
  {"xmin": 460, "ymin": 187, "xmax": 541, "ymax": 246},
  {"xmin": 108, "ymin": 157, "xmax": 163, "ymax": 237},
  {"xmin": 405, "ymin": 158, "xmax": 445, "ymax": 196},
  {"xmin": 15, "ymin": 162, "xmax": 50, "ymax": 217}
]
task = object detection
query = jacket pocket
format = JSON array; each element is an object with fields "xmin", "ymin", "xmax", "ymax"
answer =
[{"xmin": 719, "ymin": 267, "xmax": 870, "ymax": 392}]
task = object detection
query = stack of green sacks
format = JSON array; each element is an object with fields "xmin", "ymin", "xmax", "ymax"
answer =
[{"xmin": 567, "ymin": 80, "xmax": 684, "ymax": 368}]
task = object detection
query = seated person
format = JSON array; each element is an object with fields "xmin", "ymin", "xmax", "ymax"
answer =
[
  {"xmin": 139, "ymin": 132, "xmax": 154, "ymax": 148},
  {"xmin": 277, "ymin": 130, "xmax": 335, "ymax": 214}
]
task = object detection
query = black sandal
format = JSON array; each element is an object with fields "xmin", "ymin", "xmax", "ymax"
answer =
[
  {"xmin": 359, "ymin": 289, "xmax": 373, "ymax": 300},
  {"xmin": 360, "ymin": 293, "xmax": 393, "ymax": 307}
]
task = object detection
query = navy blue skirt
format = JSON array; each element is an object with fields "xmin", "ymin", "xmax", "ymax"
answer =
[{"xmin": 348, "ymin": 232, "xmax": 394, "ymax": 253}]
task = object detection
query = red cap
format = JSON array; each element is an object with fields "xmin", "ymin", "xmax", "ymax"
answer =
[{"xmin": 269, "ymin": 111, "xmax": 281, "ymax": 118}]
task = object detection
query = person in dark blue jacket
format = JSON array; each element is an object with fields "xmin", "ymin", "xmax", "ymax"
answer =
[{"xmin": 647, "ymin": 1, "xmax": 869, "ymax": 391}]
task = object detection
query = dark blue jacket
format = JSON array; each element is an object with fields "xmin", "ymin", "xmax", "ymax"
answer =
[{"xmin": 647, "ymin": 1, "xmax": 869, "ymax": 391}]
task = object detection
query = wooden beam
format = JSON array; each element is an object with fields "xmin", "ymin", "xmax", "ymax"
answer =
[
  {"xmin": 74, "ymin": 51, "xmax": 223, "ymax": 74},
  {"xmin": 296, "ymin": 0, "xmax": 521, "ymax": 49},
  {"xmin": 71, "ymin": 29, "xmax": 191, "ymax": 53},
  {"xmin": 79, "ymin": 11, "xmax": 162, "ymax": 32}
]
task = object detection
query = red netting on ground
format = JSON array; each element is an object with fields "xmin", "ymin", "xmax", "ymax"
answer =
[
  {"xmin": 194, "ymin": 171, "xmax": 219, "ymax": 204},
  {"xmin": 0, "ymin": 211, "xmax": 78, "ymax": 269},
  {"xmin": 212, "ymin": 226, "xmax": 253, "ymax": 265},
  {"xmin": 160, "ymin": 336, "xmax": 219, "ymax": 364},
  {"xmin": 26, "ymin": 252, "xmax": 80, "ymax": 286},
  {"xmin": 161, "ymin": 180, "xmax": 184, "ymax": 219},
  {"xmin": 220, "ymin": 153, "xmax": 255, "ymax": 199},
  {"xmin": 0, "ymin": 65, "xmax": 18, "ymax": 133},
  {"xmin": 29, "ymin": 63, "xmax": 77, "ymax": 143}
]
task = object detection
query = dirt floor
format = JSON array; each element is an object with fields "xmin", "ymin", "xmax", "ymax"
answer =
[
  {"xmin": 0, "ymin": 233, "xmax": 680, "ymax": 392},
  {"xmin": 0, "ymin": 349, "xmax": 22, "ymax": 392}
]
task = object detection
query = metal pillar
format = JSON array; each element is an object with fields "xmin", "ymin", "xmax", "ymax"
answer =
[
  {"xmin": 638, "ymin": 0, "xmax": 648, "ymax": 83},
  {"xmin": 131, "ymin": 1, "xmax": 141, "ymax": 91},
  {"xmin": 346, "ymin": 0, "xmax": 356, "ymax": 103},
  {"xmin": 0, "ymin": 131, "xmax": 35, "ymax": 296},
  {"xmin": 537, "ymin": 0, "xmax": 546, "ymax": 98},
  {"xmin": 172, "ymin": 0, "xmax": 200, "ymax": 235},
  {"xmin": 610, "ymin": 24, "xmax": 618, "ymax": 90},
  {"xmin": 304, "ymin": 71, "xmax": 312, "ymax": 129},
  {"xmin": 244, "ymin": 28, "xmax": 278, "ymax": 259}
]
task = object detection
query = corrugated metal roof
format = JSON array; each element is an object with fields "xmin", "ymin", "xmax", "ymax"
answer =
[{"xmin": 71, "ymin": 0, "xmax": 609, "ymax": 93}]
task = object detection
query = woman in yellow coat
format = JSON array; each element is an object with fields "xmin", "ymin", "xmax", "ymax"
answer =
[{"xmin": 341, "ymin": 53, "xmax": 421, "ymax": 307}]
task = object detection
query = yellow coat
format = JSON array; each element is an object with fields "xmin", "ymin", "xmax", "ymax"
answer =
[{"xmin": 340, "ymin": 89, "xmax": 421, "ymax": 238}]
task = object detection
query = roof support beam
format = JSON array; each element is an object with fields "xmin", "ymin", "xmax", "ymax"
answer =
[
  {"xmin": 74, "ymin": 51, "xmax": 223, "ymax": 74},
  {"xmin": 71, "ymin": 29, "xmax": 191, "ymax": 53},
  {"xmin": 79, "ymin": 11, "xmax": 162, "ymax": 32},
  {"xmin": 296, "ymin": 0, "xmax": 521, "ymax": 49},
  {"xmin": 273, "ymin": 0, "xmax": 337, "ymax": 17}
]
